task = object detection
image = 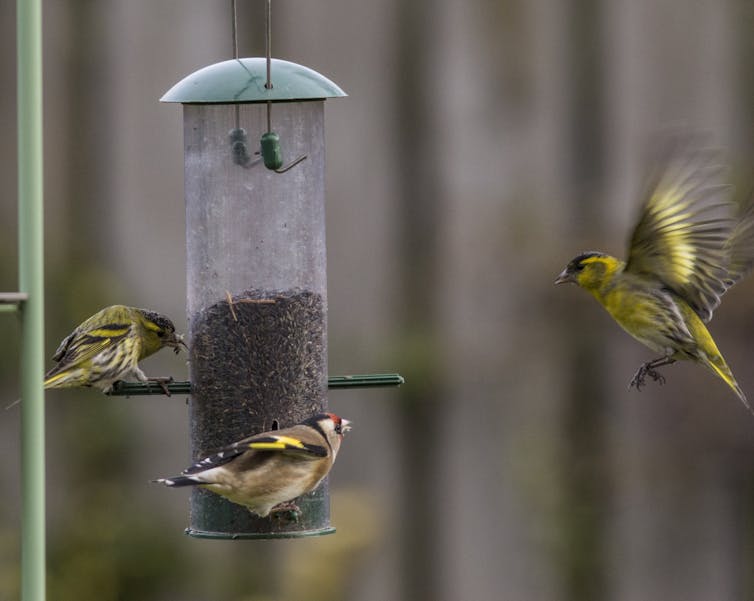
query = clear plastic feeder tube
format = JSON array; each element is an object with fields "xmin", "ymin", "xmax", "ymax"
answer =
[{"xmin": 184, "ymin": 101, "xmax": 330, "ymax": 538}]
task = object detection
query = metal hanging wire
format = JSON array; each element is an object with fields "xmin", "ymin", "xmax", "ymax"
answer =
[
  {"xmin": 229, "ymin": 0, "xmax": 306, "ymax": 173},
  {"xmin": 229, "ymin": 0, "xmax": 261, "ymax": 168}
]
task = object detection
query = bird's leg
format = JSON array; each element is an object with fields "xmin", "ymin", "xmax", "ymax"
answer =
[
  {"xmin": 269, "ymin": 502, "xmax": 301, "ymax": 523},
  {"xmin": 629, "ymin": 356, "xmax": 676, "ymax": 391},
  {"xmin": 133, "ymin": 366, "xmax": 173, "ymax": 396}
]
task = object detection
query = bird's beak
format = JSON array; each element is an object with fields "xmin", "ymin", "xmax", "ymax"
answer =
[
  {"xmin": 170, "ymin": 333, "xmax": 189, "ymax": 354},
  {"xmin": 554, "ymin": 269, "xmax": 574, "ymax": 285},
  {"xmin": 341, "ymin": 419, "xmax": 352, "ymax": 434}
]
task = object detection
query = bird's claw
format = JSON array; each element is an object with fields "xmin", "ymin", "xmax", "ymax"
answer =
[
  {"xmin": 270, "ymin": 502, "xmax": 301, "ymax": 523},
  {"xmin": 629, "ymin": 363, "xmax": 666, "ymax": 391},
  {"xmin": 146, "ymin": 376, "xmax": 174, "ymax": 396}
]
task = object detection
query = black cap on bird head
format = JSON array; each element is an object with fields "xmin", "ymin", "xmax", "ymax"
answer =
[
  {"xmin": 138, "ymin": 309, "xmax": 188, "ymax": 352},
  {"xmin": 555, "ymin": 251, "xmax": 607, "ymax": 284},
  {"xmin": 139, "ymin": 310, "xmax": 176, "ymax": 332}
]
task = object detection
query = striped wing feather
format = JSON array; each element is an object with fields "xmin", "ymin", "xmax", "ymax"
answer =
[
  {"xmin": 45, "ymin": 324, "xmax": 131, "ymax": 377},
  {"xmin": 625, "ymin": 135, "xmax": 739, "ymax": 322},
  {"xmin": 183, "ymin": 433, "xmax": 327, "ymax": 475}
]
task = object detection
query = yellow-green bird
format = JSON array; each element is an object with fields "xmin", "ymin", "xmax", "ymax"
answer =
[
  {"xmin": 556, "ymin": 137, "xmax": 754, "ymax": 413},
  {"xmin": 44, "ymin": 305, "xmax": 187, "ymax": 394}
]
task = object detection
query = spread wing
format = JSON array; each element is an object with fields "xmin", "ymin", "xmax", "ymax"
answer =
[
  {"xmin": 723, "ymin": 191, "xmax": 754, "ymax": 289},
  {"xmin": 625, "ymin": 134, "xmax": 739, "ymax": 322}
]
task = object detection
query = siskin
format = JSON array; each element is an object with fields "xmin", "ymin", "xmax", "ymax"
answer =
[
  {"xmin": 154, "ymin": 413, "xmax": 350, "ymax": 518},
  {"xmin": 556, "ymin": 136, "xmax": 754, "ymax": 413},
  {"xmin": 44, "ymin": 305, "xmax": 187, "ymax": 394}
]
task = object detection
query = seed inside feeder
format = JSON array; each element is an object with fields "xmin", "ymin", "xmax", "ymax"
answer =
[{"xmin": 188, "ymin": 288, "xmax": 328, "ymax": 532}]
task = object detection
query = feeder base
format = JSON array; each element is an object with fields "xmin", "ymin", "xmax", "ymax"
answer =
[{"xmin": 184, "ymin": 526, "xmax": 336, "ymax": 540}]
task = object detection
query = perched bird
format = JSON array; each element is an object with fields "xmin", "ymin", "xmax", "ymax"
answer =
[
  {"xmin": 556, "ymin": 135, "xmax": 754, "ymax": 413},
  {"xmin": 154, "ymin": 413, "xmax": 351, "ymax": 518},
  {"xmin": 44, "ymin": 305, "xmax": 187, "ymax": 394}
]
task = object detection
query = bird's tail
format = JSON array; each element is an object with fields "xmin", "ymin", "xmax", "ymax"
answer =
[
  {"xmin": 7, "ymin": 372, "xmax": 64, "ymax": 409},
  {"xmin": 705, "ymin": 355, "xmax": 752, "ymax": 415},
  {"xmin": 152, "ymin": 475, "xmax": 202, "ymax": 488},
  {"xmin": 43, "ymin": 371, "xmax": 74, "ymax": 389}
]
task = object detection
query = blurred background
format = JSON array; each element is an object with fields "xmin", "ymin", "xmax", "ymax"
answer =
[{"xmin": 2, "ymin": 0, "xmax": 754, "ymax": 599}]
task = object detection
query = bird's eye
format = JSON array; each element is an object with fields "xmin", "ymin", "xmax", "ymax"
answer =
[
  {"xmin": 157, "ymin": 331, "xmax": 165, "ymax": 338},
  {"xmin": 334, "ymin": 423, "xmax": 342, "ymax": 434},
  {"xmin": 574, "ymin": 262, "xmax": 585, "ymax": 271}
]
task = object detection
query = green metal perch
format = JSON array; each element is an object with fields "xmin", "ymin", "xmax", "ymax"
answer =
[{"xmin": 107, "ymin": 373, "xmax": 404, "ymax": 396}]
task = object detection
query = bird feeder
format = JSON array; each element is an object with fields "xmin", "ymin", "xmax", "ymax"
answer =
[{"xmin": 161, "ymin": 57, "xmax": 346, "ymax": 538}]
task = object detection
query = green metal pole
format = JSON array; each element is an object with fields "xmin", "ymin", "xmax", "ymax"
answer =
[{"xmin": 18, "ymin": 0, "xmax": 46, "ymax": 599}]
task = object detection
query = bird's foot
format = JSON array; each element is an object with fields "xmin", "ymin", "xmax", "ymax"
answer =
[
  {"xmin": 270, "ymin": 502, "xmax": 301, "ymax": 523},
  {"xmin": 629, "ymin": 362, "xmax": 666, "ymax": 391},
  {"xmin": 146, "ymin": 376, "xmax": 174, "ymax": 396},
  {"xmin": 104, "ymin": 381, "xmax": 123, "ymax": 395}
]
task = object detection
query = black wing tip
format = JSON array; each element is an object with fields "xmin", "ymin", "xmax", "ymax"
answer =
[
  {"xmin": 181, "ymin": 448, "xmax": 241, "ymax": 474},
  {"xmin": 249, "ymin": 436, "xmax": 278, "ymax": 445},
  {"xmin": 306, "ymin": 444, "xmax": 329, "ymax": 458},
  {"xmin": 153, "ymin": 475, "xmax": 198, "ymax": 487}
]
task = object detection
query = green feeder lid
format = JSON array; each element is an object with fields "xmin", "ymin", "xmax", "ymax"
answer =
[{"xmin": 161, "ymin": 58, "xmax": 346, "ymax": 104}]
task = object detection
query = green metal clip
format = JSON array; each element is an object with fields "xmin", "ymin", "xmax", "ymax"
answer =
[{"xmin": 260, "ymin": 131, "xmax": 283, "ymax": 170}]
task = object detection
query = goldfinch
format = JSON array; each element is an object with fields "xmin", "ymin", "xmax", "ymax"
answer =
[
  {"xmin": 154, "ymin": 413, "xmax": 350, "ymax": 517},
  {"xmin": 44, "ymin": 305, "xmax": 186, "ymax": 394},
  {"xmin": 556, "ymin": 136, "xmax": 754, "ymax": 413}
]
